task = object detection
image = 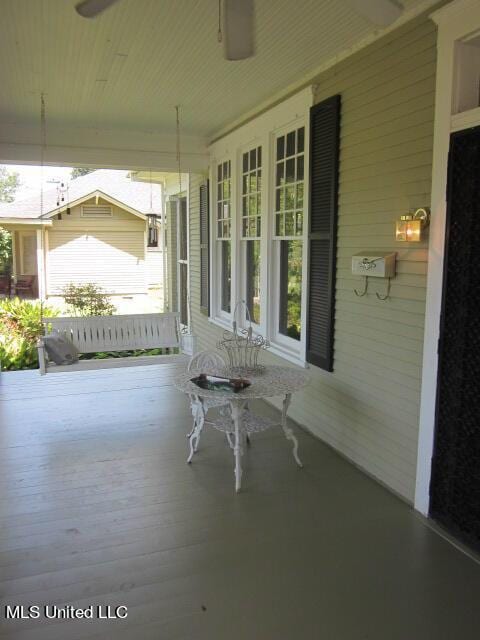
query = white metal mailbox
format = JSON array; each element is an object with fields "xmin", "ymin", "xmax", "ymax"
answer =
[{"xmin": 352, "ymin": 252, "xmax": 396, "ymax": 278}]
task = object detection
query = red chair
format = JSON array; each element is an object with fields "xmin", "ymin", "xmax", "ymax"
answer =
[
  {"xmin": 0, "ymin": 275, "xmax": 11, "ymax": 297},
  {"xmin": 14, "ymin": 275, "xmax": 36, "ymax": 298}
]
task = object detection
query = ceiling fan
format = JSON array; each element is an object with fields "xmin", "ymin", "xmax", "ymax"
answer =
[
  {"xmin": 74, "ymin": 0, "xmax": 403, "ymax": 59},
  {"xmin": 75, "ymin": 0, "xmax": 255, "ymax": 61}
]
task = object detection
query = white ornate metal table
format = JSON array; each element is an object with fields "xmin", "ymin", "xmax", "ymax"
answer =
[{"xmin": 174, "ymin": 365, "xmax": 310, "ymax": 492}]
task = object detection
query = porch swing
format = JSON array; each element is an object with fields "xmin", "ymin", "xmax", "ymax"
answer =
[{"xmin": 37, "ymin": 98, "xmax": 186, "ymax": 375}]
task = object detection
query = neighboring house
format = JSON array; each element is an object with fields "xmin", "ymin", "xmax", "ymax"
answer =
[{"xmin": 0, "ymin": 170, "xmax": 164, "ymax": 304}]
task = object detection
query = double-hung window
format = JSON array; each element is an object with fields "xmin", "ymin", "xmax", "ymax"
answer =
[
  {"xmin": 216, "ymin": 160, "xmax": 232, "ymax": 314},
  {"xmin": 241, "ymin": 146, "xmax": 262, "ymax": 325},
  {"xmin": 207, "ymin": 88, "xmax": 337, "ymax": 368},
  {"xmin": 273, "ymin": 126, "xmax": 305, "ymax": 343}
]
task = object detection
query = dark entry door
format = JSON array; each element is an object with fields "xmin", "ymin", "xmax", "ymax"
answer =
[{"xmin": 429, "ymin": 125, "xmax": 480, "ymax": 550}]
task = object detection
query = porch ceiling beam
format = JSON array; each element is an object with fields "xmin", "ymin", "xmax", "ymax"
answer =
[
  {"xmin": 0, "ymin": 219, "xmax": 52, "ymax": 227},
  {"xmin": 0, "ymin": 123, "xmax": 209, "ymax": 173}
]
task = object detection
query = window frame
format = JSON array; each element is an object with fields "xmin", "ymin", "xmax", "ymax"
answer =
[
  {"xmin": 236, "ymin": 138, "xmax": 268, "ymax": 337},
  {"xmin": 268, "ymin": 118, "xmax": 309, "ymax": 362},
  {"xmin": 211, "ymin": 155, "xmax": 236, "ymax": 325},
  {"xmin": 208, "ymin": 88, "xmax": 312, "ymax": 365},
  {"xmin": 176, "ymin": 196, "xmax": 189, "ymax": 329}
]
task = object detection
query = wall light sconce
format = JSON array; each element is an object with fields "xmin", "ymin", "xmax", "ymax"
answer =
[{"xmin": 395, "ymin": 207, "xmax": 430, "ymax": 242}]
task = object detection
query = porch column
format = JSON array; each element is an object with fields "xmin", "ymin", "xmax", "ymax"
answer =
[
  {"xmin": 11, "ymin": 231, "xmax": 17, "ymax": 284},
  {"xmin": 36, "ymin": 229, "xmax": 46, "ymax": 300}
]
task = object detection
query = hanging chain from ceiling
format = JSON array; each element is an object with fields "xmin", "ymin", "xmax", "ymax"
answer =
[{"xmin": 175, "ymin": 105, "xmax": 183, "ymax": 195}]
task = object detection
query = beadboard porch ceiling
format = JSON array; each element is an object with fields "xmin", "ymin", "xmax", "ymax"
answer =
[{"xmin": 0, "ymin": 0, "xmax": 433, "ymax": 142}]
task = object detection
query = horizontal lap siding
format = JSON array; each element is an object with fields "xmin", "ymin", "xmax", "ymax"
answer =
[
  {"xmin": 47, "ymin": 231, "xmax": 146, "ymax": 295},
  {"xmin": 146, "ymin": 250, "xmax": 164, "ymax": 287},
  {"xmin": 189, "ymin": 13, "xmax": 435, "ymax": 502},
  {"xmin": 46, "ymin": 201, "xmax": 147, "ymax": 295}
]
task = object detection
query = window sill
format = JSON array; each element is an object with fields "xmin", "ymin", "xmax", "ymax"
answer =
[
  {"xmin": 267, "ymin": 341, "xmax": 307, "ymax": 369},
  {"xmin": 208, "ymin": 316, "xmax": 232, "ymax": 332}
]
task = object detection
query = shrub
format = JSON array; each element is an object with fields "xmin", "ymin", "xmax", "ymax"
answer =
[
  {"xmin": 62, "ymin": 283, "xmax": 115, "ymax": 316},
  {"xmin": 0, "ymin": 298, "xmax": 59, "ymax": 370}
]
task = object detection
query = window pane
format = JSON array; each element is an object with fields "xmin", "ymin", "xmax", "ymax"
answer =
[
  {"xmin": 257, "ymin": 146, "xmax": 262, "ymax": 167},
  {"xmin": 297, "ymin": 155, "xmax": 304, "ymax": 181},
  {"xmin": 297, "ymin": 127, "xmax": 305, "ymax": 153},
  {"xmin": 285, "ymin": 185, "xmax": 295, "ymax": 210},
  {"xmin": 250, "ymin": 148, "xmax": 256, "ymax": 170},
  {"xmin": 179, "ymin": 262, "xmax": 188, "ymax": 326},
  {"xmin": 276, "ymin": 162, "xmax": 284, "ymax": 186},
  {"xmin": 296, "ymin": 183, "xmax": 304, "ymax": 208},
  {"xmin": 179, "ymin": 199, "xmax": 188, "ymax": 260},
  {"xmin": 246, "ymin": 240, "xmax": 261, "ymax": 324},
  {"xmin": 217, "ymin": 164, "xmax": 222, "ymax": 181},
  {"xmin": 286, "ymin": 131, "xmax": 295, "ymax": 157},
  {"xmin": 286, "ymin": 158, "xmax": 295, "ymax": 183},
  {"xmin": 243, "ymin": 152, "xmax": 249, "ymax": 173},
  {"xmin": 277, "ymin": 136, "xmax": 285, "ymax": 160},
  {"xmin": 295, "ymin": 212, "xmax": 303, "ymax": 235},
  {"xmin": 285, "ymin": 211, "xmax": 294, "ymax": 235},
  {"xmin": 275, "ymin": 188, "xmax": 281, "ymax": 212},
  {"xmin": 279, "ymin": 240, "xmax": 302, "ymax": 341},
  {"xmin": 221, "ymin": 241, "xmax": 231, "ymax": 313},
  {"xmin": 276, "ymin": 213, "xmax": 283, "ymax": 235},
  {"xmin": 249, "ymin": 195, "xmax": 257, "ymax": 215}
]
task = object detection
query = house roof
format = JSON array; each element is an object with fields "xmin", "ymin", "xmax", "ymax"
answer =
[{"xmin": 0, "ymin": 169, "xmax": 162, "ymax": 220}]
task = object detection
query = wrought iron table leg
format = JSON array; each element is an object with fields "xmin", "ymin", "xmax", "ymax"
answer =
[
  {"xmin": 187, "ymin": 402, "xmax": 204, "ymax": 463},
  {"xmin": 231, "ymin": 401, "xmax": 245, "ymax": 492},
  {"xmin": 281, "ymin": 393, "xmax": 303, "ymax": 467}
]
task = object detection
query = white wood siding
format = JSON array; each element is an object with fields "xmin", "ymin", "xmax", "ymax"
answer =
[
  {"xmin": 146, "ymin": 250, "xmax": 164, "ymax": 287},
  {"xmin": 188, "ymin": 13, "xmax": 436, "ymax": 503},
  {"xmin": 46, "ymin": 199, "xmax": 146, "ymax": 295}
]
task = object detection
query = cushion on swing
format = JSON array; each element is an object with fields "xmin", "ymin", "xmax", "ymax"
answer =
[{"xmin": 43, "ymin": 332, "xmax": 80, "ymax": 365}]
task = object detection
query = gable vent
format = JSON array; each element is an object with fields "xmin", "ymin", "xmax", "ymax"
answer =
[{"xmin": 81, "ymin": 204, "xmax": 113, "ymax": 218}]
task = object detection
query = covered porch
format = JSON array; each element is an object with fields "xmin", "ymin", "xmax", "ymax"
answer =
[{"xmin": 1, "ymin": 362, "xmax": 480, "ymax": 639}]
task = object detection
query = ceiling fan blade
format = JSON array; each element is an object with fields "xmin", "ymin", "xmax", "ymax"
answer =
[
  {"xmin": 224, "ymin": 0, "xmax": 255, "ymax": 61},
  {"xmin": 343, "ymin": 0, "xmax": 403, "ymax": 27},
  {"xmin": 75, "ymin": 0, "xmax": 121, "ymax": 18}
]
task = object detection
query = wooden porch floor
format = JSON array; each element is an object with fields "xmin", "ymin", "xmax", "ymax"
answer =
[{"xmin": 1, "ymin": 363, "xmax": 480, "ymax": 639}]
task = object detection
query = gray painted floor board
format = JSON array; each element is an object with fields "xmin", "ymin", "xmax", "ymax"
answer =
[{"xmin": 0, "ymin": 363, "xmax": 479, "ymax": 639}]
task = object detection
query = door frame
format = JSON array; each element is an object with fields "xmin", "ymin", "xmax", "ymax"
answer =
[{"xmin": 415, "ymin": 0, "xmax": 480, "ymax": 514}]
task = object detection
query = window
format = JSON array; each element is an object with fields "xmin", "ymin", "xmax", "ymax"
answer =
[
  {"xmin": 177, "ymin": 197, "xmax": 188, "ymax": 327},
  {"xmin": 208, "ymin": 88, "xmax": 321, "ymax": 365},
  {"xmin": 217, "ymin": 160, "xmax": 232, "ymax": 314},
  {"xmin": 241, "ymin": 146, "xmax": 262, "ymax": 324},
  {"xmin": 199, "ymin": 182, "xmax": 209, "ymax": 314},
  {"xmin": 274, "ymin": 127, "xmax": 305, "ymax": 341}
]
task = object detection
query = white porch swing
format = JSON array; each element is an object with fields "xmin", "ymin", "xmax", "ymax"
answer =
[{"xmin": 37, "ymin": 100, "xmax": 188, "ymax": 374}]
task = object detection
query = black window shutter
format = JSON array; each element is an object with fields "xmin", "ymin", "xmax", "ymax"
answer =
[
  {"xmin": 199, "ymin": 181, "xmax": 210, "ymax": 315},
  {"xmin": 306, "ymin": 94, "xmax": 341, "ymax": 371}
]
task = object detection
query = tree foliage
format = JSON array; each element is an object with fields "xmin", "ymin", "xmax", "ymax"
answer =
[
  {"xmin": 62, "ymin": 282, "xmax": 116, "ymax": 316},
  {"xmin": 0, "ymin": 228, "xmax": 12, "ymax": 274},
  {"xmin": 71, "ymin": 167, "xmax": 95, "ymax": 180},
  {"xmin": 0, "ymin": 165, "xmax": 20, "ymax": 203},
  {"xmin": 0, "ymin": 298, "xmax": 59, "ymax": 370}
]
